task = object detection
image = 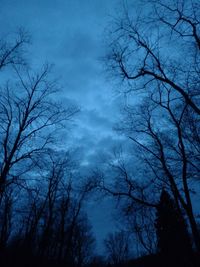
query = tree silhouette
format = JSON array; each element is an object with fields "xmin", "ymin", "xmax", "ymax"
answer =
[
  {"xmin": 104, "ymin": 0, "xmax": 200, "ymax": 252},
  {"xmin": 155, "ymin": 189, "xmax": 193, "ymax": 266},
  {"xmin": 104, "ymin": 230, "xmax": 130, "ymax": 266}
]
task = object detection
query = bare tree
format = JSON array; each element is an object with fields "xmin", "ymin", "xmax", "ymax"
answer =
[
  {"xmin": 0, "ymin": 29, "xmax": 29, "ymax": 71},
  {"xmin": 125, "ymin": 92, "xmax": 200, "ymax": 249},
  {"xmin": 130, "ymin": 207, "xmax": 157, "ymax": 255},
  {"xmin": 104, "ymin": 230, "xmax": 130, "ymax": 266},
  {"xmin": 0, "ymin": 188, "xmax": 13, "ymax": 250},
  {"xmin": 106, "ymin": 0, "xmax": 200, "ymax": 115},
  {"xmin": 0, "ymin": 64, "xmax": 78, "ymax": 199},
  {"xmin": 0, "ymin": 30, "xmax": 80, "ymax": 260},
  {"xmin": 94, "ymin": 154, "xmax": 157, "ymax": 255},
  {"xmin": 105, "ymin": 0, "xmax": 200, "ymax": 253},
  {"xmin": 5, "ymin": 150, "xmax": 96, "ymax": 267},
  {"xmin": 70, "ymin": 215, "xmax": 95, "ymax": 267}
]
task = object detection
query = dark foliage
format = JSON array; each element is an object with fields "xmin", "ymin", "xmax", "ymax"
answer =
[{"xmin": 155, "ymin": 189, "xmax": 194, "ymax": 266}]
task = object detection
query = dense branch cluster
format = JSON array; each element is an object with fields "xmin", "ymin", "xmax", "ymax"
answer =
[{"xmin": 101, "ymin": 0, "xmax": 200, "ymax": 262}]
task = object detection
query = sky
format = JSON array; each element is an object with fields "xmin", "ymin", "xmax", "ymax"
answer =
[
  {"xmin": 0, "ymin": 0, "xmax": 125, "ymax": 162},
  {"xmin": 0, "ymin": 0, "xmax": 132, "ymax": 253}
]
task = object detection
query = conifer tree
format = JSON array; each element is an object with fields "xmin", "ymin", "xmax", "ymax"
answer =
[{"xmin": 155, "ymin": 189, "xmax": 193, "ymax": 266}]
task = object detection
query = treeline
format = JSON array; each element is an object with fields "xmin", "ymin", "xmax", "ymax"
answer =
[
  {"xmin": 102, "ymin": 189, "xmax": 199, "ymax": 267},
  {"xmin": 0, "ymin": 171, "xmax": 95, "ymax": 267}
]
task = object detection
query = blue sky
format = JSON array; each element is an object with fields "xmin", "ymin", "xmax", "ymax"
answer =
[
  {"xmin": 0, "ymin": 0, "xmax": 124, "ymax": 160},
  {"xmin": 0, "ymin": 0, "xmax": 142, "ymax": 171}
]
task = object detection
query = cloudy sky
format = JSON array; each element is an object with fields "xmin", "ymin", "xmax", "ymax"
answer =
[
  {"xmin": 0, "ymin": 0, "xmax": 134, "ymax": 253},
  {"xmin": 0, "ymin": 0, "xmax": 126, "ymax": 163}
]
